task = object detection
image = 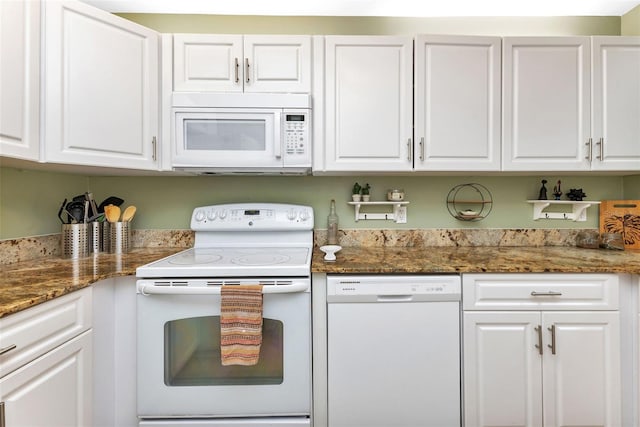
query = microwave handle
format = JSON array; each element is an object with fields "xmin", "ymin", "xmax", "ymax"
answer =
[
  {"xmin": 274, "ymin": 111, "xmax": 282, "ymax": 159},
  {"xmin": 139, "ymin": 281, "xmax": 309, "ymax": 295}
]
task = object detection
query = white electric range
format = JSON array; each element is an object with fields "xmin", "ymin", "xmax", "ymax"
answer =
[{"xmin": 135, "ymin": 203, "xmax": 314, "ymax": 426}]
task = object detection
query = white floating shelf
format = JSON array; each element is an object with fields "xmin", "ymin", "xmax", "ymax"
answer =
[
  {"xmin": 527, "ymin": 200, "xmax": 601, "ymax": 222},
  {"xmin": 348, "ymin": 201, "xmax": 410, "ymax": 223}
]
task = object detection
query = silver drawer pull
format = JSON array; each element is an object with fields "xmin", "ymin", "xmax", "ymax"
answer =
[
  {"xmin": 531, "ymin": 291, "xmax": 562, "ymax": 297},
  {"xmin": 0, "ymin": 344, "xmax": 17, "ymax": 356}
]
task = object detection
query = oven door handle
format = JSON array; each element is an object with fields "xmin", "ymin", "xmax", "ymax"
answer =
[{"xmin": 139, "ymin": 282, "xmax": 309, "ymax": 295}]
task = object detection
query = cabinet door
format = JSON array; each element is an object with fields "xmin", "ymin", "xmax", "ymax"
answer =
[
  {"xmin": 0, "ymin": 0, "xmax": 40, "ymax": 161},
  {"xmin": 173, "ymin": 34, "xmax": 243, "ymax": 92},
  {"xmin": 503, "ymin": 37, "xmax": 591, "ymax": 171},
  {"xmin": 0, "ymin": 331, "xmax": 92, "ymax": 427},
  {"xmin": 463, "ymin": 312, "xmax": 543, "ymax": 427},
  {"xmin": 591, "ymin": 36, "xmax": 640, "ymax": 171},
  {"xmin": 244, "ymin": 35, "xmax": 311, "ymax": 93},
  {"xmin": 542, "ymin": 312, "xmax": 621, "ymax": 427},
  {"xmin": 43, "ymin": 1, "xmax": 159, "ymax": 170},
  {"xmin": 414, "ymin": 35, "xmax": 501, "ymax": 171},
  {"xmin": 323, "ymin": 36, "xmax": 413, "ymax": 172}
]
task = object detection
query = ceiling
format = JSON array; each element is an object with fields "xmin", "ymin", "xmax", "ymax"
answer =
[{"xmin": 82, "ymin": 0, "xmax": 640, "ymax": 17}]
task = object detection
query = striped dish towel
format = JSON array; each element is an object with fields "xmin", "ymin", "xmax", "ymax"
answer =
[{"xmin": 220, "ymin": 284, "xmax": 264, "ymax": 366}]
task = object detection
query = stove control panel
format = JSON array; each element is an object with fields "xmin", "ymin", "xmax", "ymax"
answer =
[{"xmin": 191, "ymin": 203, "xmax": 314, "ymax": 231}]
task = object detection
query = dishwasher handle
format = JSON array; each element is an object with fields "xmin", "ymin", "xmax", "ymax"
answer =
[{"xmin": 377, "ymin": 295, "xmax": 414, "ymax": 302}]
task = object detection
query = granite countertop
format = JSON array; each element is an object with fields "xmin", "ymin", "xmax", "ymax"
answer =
[
  {"xmin": 312, "ymin": 246, "xmax": 640, "ymax": 274},
  {"xmin": 0, "ymin": 248, "xmax": 182, "ymax": 318},
  {"xmin": 2, "ymin": 245, "xmax": 640, "ymax": 318}
]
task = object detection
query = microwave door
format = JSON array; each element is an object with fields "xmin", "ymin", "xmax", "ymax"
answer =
[{"xmin": 173, "ymin": 110, "xmax": 282, "ymax": 168}]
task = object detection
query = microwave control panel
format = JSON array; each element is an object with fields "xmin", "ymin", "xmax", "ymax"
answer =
[{"xmin": 283, "ymin": 110, "xmax": 310, "ymax": 157}]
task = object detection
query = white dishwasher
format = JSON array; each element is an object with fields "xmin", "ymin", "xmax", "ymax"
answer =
[{"xmin": 327, "ymin": 275, "xmax": 461, "ymax": 427}]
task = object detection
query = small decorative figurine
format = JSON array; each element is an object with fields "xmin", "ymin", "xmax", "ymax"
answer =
[
  {"xmin": 553, "ymin": 180, "xmax": 563, "ymax": 200},
  {"xmin": 567, "ymin": 188, "xmax": 587, "ymax": 201},
  {"xmin": 538, "ymin": 180, "xmax": 548, "ymax": 200}
]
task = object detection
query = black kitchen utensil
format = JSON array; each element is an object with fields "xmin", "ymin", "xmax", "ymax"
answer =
[
  {"xmin": 66, "ymin": 200, "xmax": 85, "ymax": 223},
  {"xmin": 57, "ymin": 198, "xmax": 68, "ymax": 224},
  {"xmin": 97, "ymin": 196, "xmax": 124, "ymax": 213}
]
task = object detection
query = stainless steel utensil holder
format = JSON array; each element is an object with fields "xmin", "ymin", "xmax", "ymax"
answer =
[
  {"xmin": 107, "ymin": 222, "xmax": 130, "ymax": 254},
  {"xmin": 90, "ymin": 221, "xmax": 102, "ymax": 253},
  {"xmin": 62, "ymin": 223, "xmax": 90, "ymax": 259}
]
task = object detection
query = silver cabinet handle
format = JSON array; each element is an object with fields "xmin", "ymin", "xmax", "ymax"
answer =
[
  {"xmin": 0, "ymin": 401, "xmax": 5, "ymax": 427},
  {"xmin": 151, "ymin": 136, "xmax": 157, "ymax": 161},
  {"xmin": 585, "ymin": 137, "xmax": 592, "ymax": 161},
  {"xmin": 596, "ymin": 137, "xmax": 603, "ymax": 160},
  {"xmin": 419, "ymin": 137, "xmax": 425, "ymax": 161},
  {"xmin": 234, "ymin": 58, "xmax": 240, "ymax": 83},
  {"xmin": 534, "ymin": 325, "xmax": 543, "ymax": 355},
  {"xmin": 407, "ymin": 138, "xmax": 412, "ymax": 162},
  {"xmin": 531, "ymin": 291, "xmax": 562, "ymax": 296},
  {"xmin": 245, "ymin": 58, "xmax": 250, "ymax": 83},
  {"xmin": 547, "ymin": 324, "xmax": 556, "ymax": 355},
  {"xmin": 0, "ymin": 344, "xmax": 16, "ymax": 356}
]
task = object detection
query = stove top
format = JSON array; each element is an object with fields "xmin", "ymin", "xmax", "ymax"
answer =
[
  {"xmin": 136, "ymin": 203, "xmax": 314, "ymax": 279},
  {"xmin": 137, "ymin": 247, "xmax": 311, "ymax": 278}
]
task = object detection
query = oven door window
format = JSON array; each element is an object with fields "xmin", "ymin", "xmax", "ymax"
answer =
[{"xmin": 164, "ymin": 316, "xmax": 283, "ymax": 386}]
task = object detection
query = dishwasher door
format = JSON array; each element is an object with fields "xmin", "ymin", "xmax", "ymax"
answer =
[{"xmin": 327, "ymin": 275, "xmax": 461, "ymax": 427}]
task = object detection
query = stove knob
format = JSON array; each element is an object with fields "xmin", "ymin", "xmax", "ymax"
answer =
[
  {"xmin": 299, "ymin": 210, "xmax": 310, "ymax": 221},
  {"xmin": 287, "ymin": 209, "xmax": 297, "ymax": 221},
  {"xmin": 218, "ymin": 209, "xmax": 227, "ymax": 220},
  {"xmin": 207, "ymin": 210, "xmax": 217, "ymax": 221},
  {"xmin": 194, "ymin": 210, "xmax": 205, "ymax": 222}
]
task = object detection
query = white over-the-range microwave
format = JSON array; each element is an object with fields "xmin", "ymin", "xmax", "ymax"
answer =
[{"xmin": 171, "ymin": 93, "xmax": 312, "ymax": 175}]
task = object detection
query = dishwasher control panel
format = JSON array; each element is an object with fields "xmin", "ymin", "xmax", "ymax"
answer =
[{"xmin": 327, "ymin": 275, "xmax": 461, "ymax": 302}]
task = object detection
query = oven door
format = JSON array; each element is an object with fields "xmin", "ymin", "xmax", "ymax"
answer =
[
  {"xmin": 136, "ymin": 280, "xmax": 311, "ymax": 419},
  {"xmin": 172, "ymin": 108, "xmax": 282, "ymax": 168}
]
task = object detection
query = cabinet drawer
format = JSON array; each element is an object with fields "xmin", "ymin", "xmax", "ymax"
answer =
[
  {"xmin": 463, "ymin": 274, "xmax": 618, "ymax": 311},
  {"xmin": 0, "ymin": 287, "xmax": 92, "ymax": 377}
]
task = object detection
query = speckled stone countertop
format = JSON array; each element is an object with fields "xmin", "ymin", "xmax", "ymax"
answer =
[
  {"xmin": 3, "ymin": 244, "xmax": 640, "ymax": 318},
  {"xmin": 0, "ymin": 248, "xmax": 182, "ymax": 318},
  {"xmin": 312, "ymin": 246, "xmax": 640, "ymax": 274}
]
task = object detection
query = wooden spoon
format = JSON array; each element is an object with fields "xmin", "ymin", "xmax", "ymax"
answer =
[
  {"xmin": 104, "ymin": 205, "xmax": 121, "ymax": 223},
  {"xmin": 121, "ymin": 205, "xmax": 137, "ymax": 222}
]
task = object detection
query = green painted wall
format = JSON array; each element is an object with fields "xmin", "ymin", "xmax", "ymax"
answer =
[
  {"xmin": 624, "ymin": 175, "xmax": 640, "ymax": 199},
  {"xmin": 622, "ymin": 4, "xmax": 640, "ymax": 35},
  {"xmin": 118, "ymin": 14, "xmax": 621, "ymax": 36},
  {"xmin": 0, "ymin": 166, "xmax": 90, "ymax": 239},
  {"xmin": 0, "ymin": 165, "xmax": 628, "ymax": 239}
]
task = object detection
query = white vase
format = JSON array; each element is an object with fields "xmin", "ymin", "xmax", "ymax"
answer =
[{"xmin": 352, "ymin": 194, "xmax": 361, "ymax": 202}]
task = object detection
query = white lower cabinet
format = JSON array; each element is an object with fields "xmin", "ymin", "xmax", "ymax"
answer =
[
  {"xmin": 463, "ymin": 274, "xmax": 621, "ymax": 427},
  {"xmin": 0, "ymin": 331, "xmax": 92, "ymax": 427},
  {"xmin": 0, "ymin": 287, "xmax": 92, "ymax": 427}
]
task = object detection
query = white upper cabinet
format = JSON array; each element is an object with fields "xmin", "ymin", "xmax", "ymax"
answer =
[
  {"xmin": 503, "ymin": 36, "xmax": 640, "ymax": 172},
  {"xmin": 321, "ymin": 36, "xmax": 413, "ymax": 172},
  {"xmin": 42, "ymin": 0, "xmax": 159, "ymax": 170},
  {"xmin": 591, "ymin": 36, "xmax": 640, "ymax": 171},
  {"xmin": 502, "ymin": 37, "xmax": 591, "ymax": 171},
  {"xmin": 0, "ymin": 0, "xmax": 40, "ymax": 161},
  {"xmin": 414, "ymin": 35, "xmax": 501, "ymax": 171},
  {"xmin": 173, "ymin": 34, "xmax": 311, "ymax": 93}
]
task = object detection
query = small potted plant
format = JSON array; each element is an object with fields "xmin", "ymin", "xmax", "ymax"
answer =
[
  {"xmin": 352, "ymin": 182, "xmax": 362, "ymax": 202},
  {"xmin": 361, "ymin": 183, "xmax": 371, "ymax": 202}
]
